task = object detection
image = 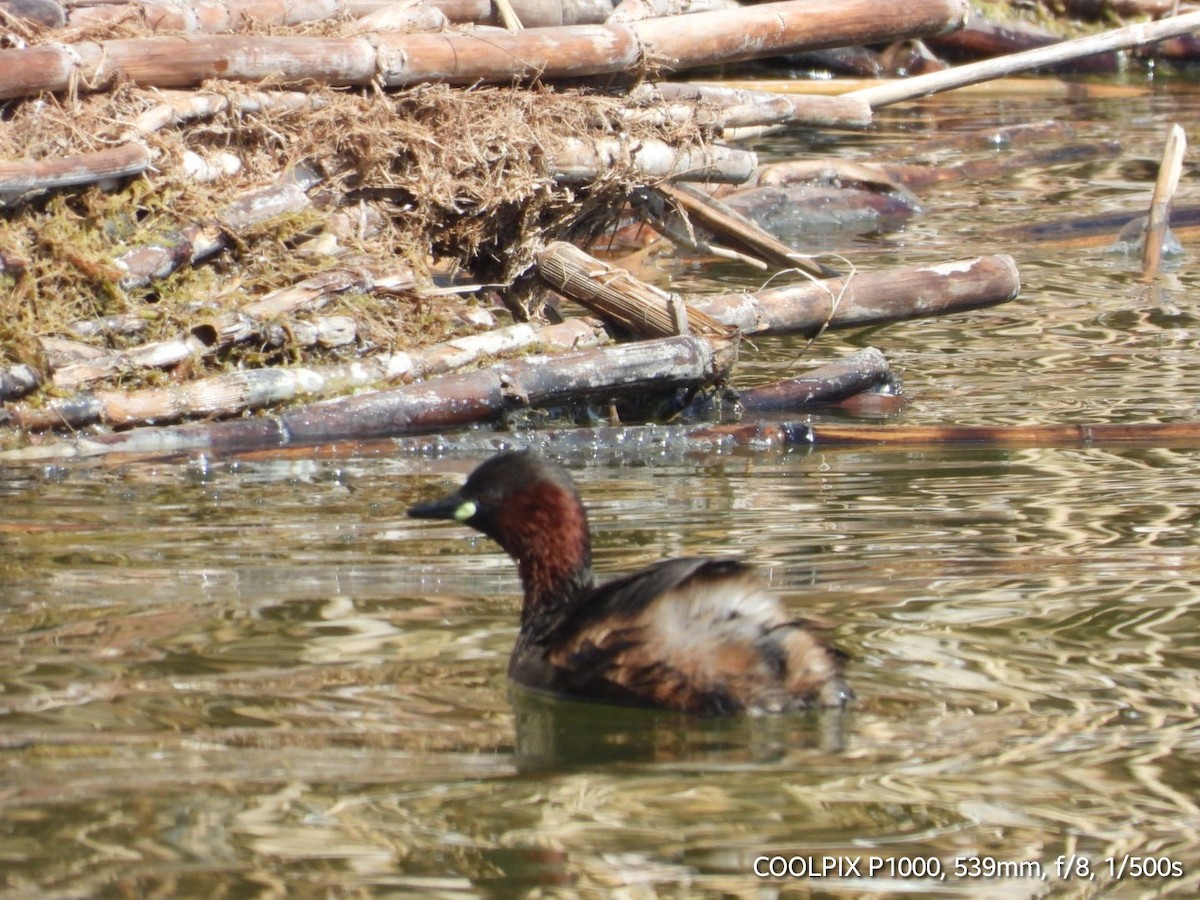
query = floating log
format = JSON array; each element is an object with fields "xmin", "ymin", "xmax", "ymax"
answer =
[
  {"xmin": 927, "ymin": 14, "xmax": 1121, "ymax": 74},
  {"xmin": 0, "ymin": 335, "xmax": 734, "ymax": 459},
  {"xmin": 737, "ymin": 348, "xmax": 892, "ymax": 412},
  {"xmin": 382, "ymin": 419, "xmax": 1200, "ymax": 458},
  {"xmin": 865, "ymin": 119, "xmax": 1076, "ymax": 162},
  {"xmin": 691, "ymin": 255, "xmax": 1021, "ymax": 336},
  {"xmin": 0, "ymin": 0, "xmax": 967, "ymax": 98},
  {"xmin": 846, "ymin": 10, "xmax": 1200, "ymax": 109},
  {"xmin": 874, "ymin": 141, "xmax": 1123, "ymax": 193}
]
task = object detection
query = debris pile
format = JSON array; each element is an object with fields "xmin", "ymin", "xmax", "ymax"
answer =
[{"xmin": 0, "ymin": 0, "xmax": 1194, "ymax": 459}]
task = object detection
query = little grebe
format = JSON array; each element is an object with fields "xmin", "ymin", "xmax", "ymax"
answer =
[{"xmin": 408, "ymin": 451, "xmax": 852, "ymax": 714}]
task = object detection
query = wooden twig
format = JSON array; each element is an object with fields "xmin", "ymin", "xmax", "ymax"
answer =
[
  {"xmin": 691, "ymin": 255, "xmax": 1021, "ymax": 336},
  {"xmin": 1142, "ymin": 123, "xmax": 1187, "ymax": 277},
  {"xmin": 847, "ymin": 10, "xmax": 1200, "ymax": 109}
]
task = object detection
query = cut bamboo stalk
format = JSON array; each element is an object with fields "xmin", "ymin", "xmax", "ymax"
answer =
[
  {"xmin": 630, "ymin": 82, "xmax": 873, "ymax": 131},
  {"xmin": 608, "ymin": 0, "xmax": 684, "ymax": 24},
  {"xmin": 537, "ymin": 241, "xmax": 735, "ymax": 338},
  {"xmin": 125, "ymin": 89, "xmax": 327, "ymax": 138},
  {"xmin": 66, "ymin": 0, "xmax": 349, "ymax": 31},
  {"xmin": 548, "ymin": 137, "xmax": 756, "ymax": 184},
  {"xmin": 847, "ymin": 10, "xmax": 1200, "ymax": 109},
  {"xmin": 737, "ymin": 348, "xmax": 891, "ymax": 411},
  {"xmin": 0, "ymin": 334, "xmax": 735, "ymax": 459},
  {"xmin": 0, "ymin": 0, "xmax": 967, "ymax": 98},
  {"xmin": 690, "ymin": 256, "xmax": 1021, "ymax": 336},
  {"xmin": 1142, "ymin": 123, "xmax": 1186, "ymax": 277},
  {"xmin": 12, "ymin": 317, "xmax": 610, "ymax": 431},
  {"xmin": 0, "ymin": 143, "xmax": 151, "ymax": 205},
  {"xmin": 629, "ymin": 0, "xmax": 966, "ymax": 72}
]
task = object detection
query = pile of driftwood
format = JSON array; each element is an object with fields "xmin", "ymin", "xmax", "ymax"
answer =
[{"xmin": 1, "ymin": 0, "xmax": 1199, "ymax": 461}]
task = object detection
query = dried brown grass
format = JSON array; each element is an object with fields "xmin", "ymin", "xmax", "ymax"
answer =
[{"xmin": 0, "ymin": 77, "xmax": 710, "ymax": 383}]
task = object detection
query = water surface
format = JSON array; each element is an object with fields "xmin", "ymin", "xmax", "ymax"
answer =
[{"xmin": 4, "ymin": 81, "xmax": 1200, "ymax": 896}]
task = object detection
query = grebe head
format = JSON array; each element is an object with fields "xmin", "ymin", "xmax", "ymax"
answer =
[{"xmin": 408, "ymin": 451, "xmax": 594, "ymax": 613}]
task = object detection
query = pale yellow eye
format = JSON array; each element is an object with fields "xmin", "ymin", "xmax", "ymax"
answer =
[{"xmin": 454, "ymin": 500, "xmax": 477, "ymax": 522}]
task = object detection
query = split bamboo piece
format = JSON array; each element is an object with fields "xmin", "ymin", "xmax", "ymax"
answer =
[
  {"xmin": 0, "ymin": 0, "xmax": 968, "ymax": 98},
  {"xmin": 637, "ymin": 182, "xmax": 838, "ymax": 277}
]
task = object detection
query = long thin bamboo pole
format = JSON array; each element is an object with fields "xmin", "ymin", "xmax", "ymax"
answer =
[{"xmin": 848, "ymin": 10, "xmax": 1200, "ymax": 109}]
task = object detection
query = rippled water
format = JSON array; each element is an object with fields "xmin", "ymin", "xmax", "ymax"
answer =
[{"xmin": 5, "ymin": 83, "xmax": 1200, "ymax": 896}]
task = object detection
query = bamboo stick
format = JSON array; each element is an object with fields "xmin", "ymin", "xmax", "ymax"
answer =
[
  {"xmin": 0, "ymin": 364, "xmax": 40, "ymax": 402},
  {"xmin": 125, "ymin": 89, "xmax": 327, "ymax": 139},
  {"xmin": 0, "ymin": 0, "xmax": 967, "ymax": 98},
  {"xmin": 50, "ymin": 264, "xmax": 413, "ymax": 389},
  {"xmin": 737, "ymin": 348, "xmax": 891, "ymax": 411},
  {"xmin": 548, "ymin": 137, "xmax": 756, "ymax": 184},
  {"xmin": 0, "ymin": 334, "xmax": 735, "ymax": 459},
  {"xmin": 847, "ymin": 10, "xmax": 1200, "ymax": 109},
  {"xmin": 12, "ymin": 317, "xmax": 610, "ymax": 431},
  {"xmin": 115, "ymin": 180, "xmax": 311, "ymax": 291},
  {"xmin": 630, "ymin": 82, "xmax": 873, "ymax": 131},
  {"xmin": 0, "ymin": 143, "xmax": 151, "ymax": 205},
  {"xmin": 1142, "ymin": 123, "xmax": 1186, "ymax": 277},
  {"xmin": 691, "ymin": 255, "xmax": 1021, "ymax": 336}
]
